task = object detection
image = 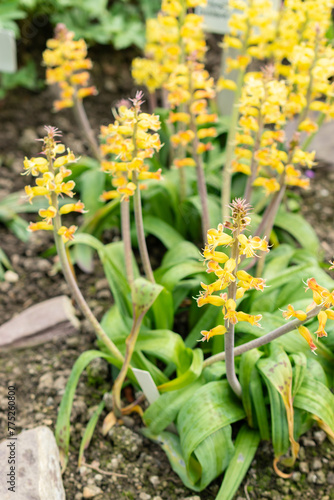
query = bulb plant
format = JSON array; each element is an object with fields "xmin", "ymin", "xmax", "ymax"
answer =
[{"xmin": 17, "ymin": 0, "xmax": 334, "ymax": 497}]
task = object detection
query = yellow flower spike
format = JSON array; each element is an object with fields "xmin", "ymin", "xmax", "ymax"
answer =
[
  {"xmin": 236, "ymin": 270, "xmax": 267, "ymax": 291},
  {"xmin": 25, "ymin": 185, "xmax": 50, "ymax": 203},
  {"xmin": 316, "ymin": 311, "xmax": 328, "ymax": 338},
  {"xmin": 118, "ymin": 182, "xmax": 137, "ymax": 200},
  {"xmin": 169, "ymin": 112, "xmax": 191, "ymax": 124},
  {"xmin": 202, "ymin": 247, "xmax": 229, "ymax": 264},
  {"xmin": 55, "ymin": 180, "xmax": 76, "ymax": 197},
  {"xmin": 197, "ymin": 128, "xmax": 217, "ymax": 139},
  {"xmin": 224, "ymin": 298, "xmax": 238, "ymax": 325},
  {"xmin": 59, "ymin": 201, "xmax": 86, "ymax": 215},
  {"xmin": 305, "ymin": 278, "xmax": 334, "ymax": 308},
  {"xmin": 197, "ymin": 293, "xmax": 226, "ymax": 308},
  {"xmin": 28, "ymin": 221, "xmax": 54, "ymax": 232},
  {"xmin": 100, "ymin": 190, "xmax": 121, "ymax": 201},
  {"xmin": 282, "ymin": 304, "xmax": 307, "ymax": 321},
  {"xmin": 236, "ymin": 311, "xmax": 262, "ymax": 327},
  {"xmin": 297, "ymin": 326, "xmax": 317, "ymax": 354},
  {"xmin": 198, "ymin": 325, "xmax": 227, "ymax": 343},
  {"xmin": 253, "ymin": 177, "xmax": 280, "ymax": 196},
  {"xmin": 58, "ymin": 225, "xmax": 77, "ymax": 243},
  {"xmin": 23, "ymin": 157, "xmax": 49, "ymax": 176},
  {"xmin": 325, "ymin": 309, "xmax": 334, "ymax": 320},
  {"xmin": 39, "ymin": 206, "xmax": 57, "ymax": 223},
  {"xmin": 207, "ymin": 227, "xmax": 233, "ymax": 248},
  {"xmin": 137, "ymin": 169, "xmax": 162, "ymax": 181},
  {"xmin": 173, "ymin": 158, "xmax": 196, "ymax": 168}
]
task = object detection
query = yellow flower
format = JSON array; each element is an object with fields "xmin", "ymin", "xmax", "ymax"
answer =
[
  {"xmin": 58, "ymin": 225, "xmax": 77, "ymax": 243},
  {"xmin": 198, "ymin": 325, "xmax": 227, "ymax": 342},
  {"xmin": 297, "ymin": 326, "xmax": 317, "ymax": 354},
  {"xmin": 28, "ymin": 221, "xmax": 54, "ymax": 232},
  {"xmin": 315, "ymin": 310, "xmax": 328, "ymax": 338},
  {"xmin": 282, "ymin": 304, "xmax": 307, "ymax": 321}
]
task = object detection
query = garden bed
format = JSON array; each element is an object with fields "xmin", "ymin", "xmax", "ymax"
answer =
[{"xmin": 1, "ymin": 41, "xmax": 334, "ymax": 500}]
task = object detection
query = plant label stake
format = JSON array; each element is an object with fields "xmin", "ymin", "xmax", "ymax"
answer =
[
  {"xmin": 0, "ymin": 29, "xmax": 17, "ymax": 73},
  {"xmin": 132, "ymin": 368, "xmax": 160, "ymax": 405}
]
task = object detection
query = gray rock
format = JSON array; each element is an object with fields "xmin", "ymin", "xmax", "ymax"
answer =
[
  {"xmin": 0, "ymin": 426, "xmax": 65, "ymax": 499},
  {"xmin": 38, "ymin": 372, "xmax": 54, "ymax": 391},
  {"xmin": 302, "ymin": 437, "xmax": 316, "ymax": 447},
  {"xmin": 139, "ymin": 494, "xmax": 151, "ymax": 500},
  {"xmin": 108, "ymin": 426, "xmax": 143, "ymax": 460},
  {"xmin": 311, "ymin": 458, "xmax": 322, "ymax": 470},
  {"xmin": 82, "ymin": 485, "xmax": 102, "ymax": 498},
  {"xmin": 314, "ymin": 431, "xmax": 326, "ymax": 444},
  {"xmin": 307, "ymin": 472, "xmax": 318, "ymax": 483},
  {"xmin": 299, "ymin": 461, "xmax": 309, "ymax": 474},
  {"xmin": 149, "ymin": 475, "xmax": 160, "ymax": 487},
  {"xmin": 316, "ymin": 470, "xmax": 326, "ymax": 484},
  {"xmin": 292, "ymin": 471, "xmax": 301, "ymax": 481},
  {"xmin": 4, "ymin": 270, "xmax": 19, "ymax": 283},
  {"xmin": 86, "ymin": 357, "xmax": 109, "ymax": 381},
  {"xmin": 95, "ymin": 278, "xmax": 109, "ymax": 291},
  {"xmin": 327, "ymin": 471, "xmax": 334, "ymax": 485}
]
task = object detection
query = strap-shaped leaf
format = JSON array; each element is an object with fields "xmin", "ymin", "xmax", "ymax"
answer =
[
  {"xmin": 294, "ymin": 377, "xmax": 334, "ymax": 432},
  {"xmin": 250, "ymin": 368, "xmax": 270, "ymax": 440},
  {"xmin": 143, "ymin": 379, "xmax": 204, "ymax": 434},
  {"xmin": 275, "ymin": 209, "xmax": 319, "ymax": 253},
  {"xmin": 143, "ymin": 215, "xmax": 184, "ymax": 248},
  {"xmin": 157, "ymin": 348, "xmax": 203, "ymax": 393},
  {"xmin": 290, "ymin": 353, "xmax": 307, "ymax": 397},
  {"xmin": 56, "ymin": 350, "xmax": 125, "ymax": 471},
  {"xmin": 216, "ymin": 426, "xmax": 261, "ymax": 500},
  {"xmin": 78, "ymin": 401, "xmax": 105, "ymax": 467},
  {"xmin": 239, "ymin": 349, "xmax": 263, "ymax": 427},
  {"xmin": 177, "ymin": 381, "xmax": 245, "ymax": 474},
  {"xmin": 258, "ymin": 345, "xmax": 298, "ymax": 474}
]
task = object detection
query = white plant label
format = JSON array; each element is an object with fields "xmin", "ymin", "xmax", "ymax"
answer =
[
  {"xmin": 132, "ymin": 368, "xmax": 160, "ymax": 405},
  {"xmin": 0, "ymin": 29, "xmax": 17, "ymax": 73},
  {"xmin": 196, "ymin": 0, "xmax": 231, "ymax": 35}
]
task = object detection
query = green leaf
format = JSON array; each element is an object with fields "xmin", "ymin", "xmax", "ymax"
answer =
[
  {"xmin": 177, "ymin": 381, "xmax": 245, "ymax": 480},
  {"xmin": 78, "ymin": 401, "xmax": 105, "ymax": 467},
  {"xmin": 151, "ymin": 286, "xmax": 174, "ymax": 329},
  {"xmin": 143, "ymin": 215, "xmax": 184, "ymax": 249},
  {"xmin": 143, "ymin": 379, "xmax": 204, "ymax": 434},
  {"xmin": 185, "ymin": 305, "xmax": 221, "ymax": 348},
  {"xmin": 98, "ymin": 241, "xmax": 133, "ymax": 318},
  {"xmin": 250, "ymin": 368, "xmax": 270, "ymax": 440},
  {"xmin": 239, "ymin": 349, "xmax": 263, "ymax": 427},
  {"xmin": 162, "ymin": 241, "xmax": 201, "ymax": 268},
  {"xmin": 216, "ymin": 426, "xmax": 261, "ymax": 500},
  {"xmin": 158, "ymin": 348, "xmax": 203, "ymax": 393},
  {"xmin": 274, "ymin": 209, "xmax": 319, "ymax": 254},
  {"xmin": 156, "ymin": 261, "xmax": 205, "ymax": 292},
  {"xmin": 294, "ymin": 377, "xmax": 334, "ymax": 432},
  {"xmin": 132, "ymin": 277, "xmax": 163, "ymax": 319},
  {"xmin": 55, "ymin": 350, "xmax": 123, "ymax": 471},
  {"xmin": 290, "ymin": 353, "xmax": 307, "ymax": 397}
]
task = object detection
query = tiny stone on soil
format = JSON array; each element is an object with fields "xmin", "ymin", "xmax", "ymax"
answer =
[
  {"xmin": 4, "ymin": 270, "xmax": 19, "ymax": 283},
  {"xmin": 149, "ymin": 476, "xmax": 160, "ymax": 487},
  {"xmin": 139, "ymin": 493, "xmax": 151, "ymax": 500},
  {"xmin": 82, "ymin": 485, "xmax": 103, "ymax": 498},
  {"xmin": 327, "ymin": 471, "xmax": 334, "ymax": 485},
  {"xmin": 312, "ymin": 458, "xmax": 323, "ymax": 470},
  {"xmin": 314, "ymin": 431, "xmax": 327, "ymax": 444},
  {"xmin": 299, "ymin": 461, "xmax": 309, "ymax": 474}
]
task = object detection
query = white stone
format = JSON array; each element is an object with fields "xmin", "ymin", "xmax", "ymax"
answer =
[
  {"xmin": 82, "ymin": 485, "xmax": 103, "ymax": 498},
  {"xmin": 0, "ymin": 426, "xmax": 65, "ymax": 499},
  {"xmin": 4, "ymin": 270, "xmax": 19, "ymax": 283}
]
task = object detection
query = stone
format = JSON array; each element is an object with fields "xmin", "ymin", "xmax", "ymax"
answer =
[
  {"xmin": 108, "ymin": 426, "xmax": 143, "ymax": 460},
  {"xmin": 292, "ymin": 472, "xmax": 301, "ymax": 481},
  {"xmin": 0, "ymin": 426, "xmax": 65, "ymax": 499},
  {"xmin": 149, "ymin": 475, "xmax": 160, "ymax": 487},
  {"xmin": 139, "ymin": 494, "xmax": 151, "ymax": 500},
  {"xmin": 327, "ymin": 471, "xmax": 334, "ymax": 485},
  {"xmin": 314, "ymin": 431, "xmax": 326, "ymax": 444},
  {"xmin": 316, "ymin": 470, "xmax": 326, "ymax": 484},
  {"xmin": 312, "ymin": 458, "xmax": 323, "ymax": 470},
  {"xmin": 301, "ymin": 437, "xmax": 316, "ymax": 447},
  {"xmin": 299, "ymin": 461, "xmax": 309, "ymax": 474},
  {"xmin": 38, "ymin": 372, "xmax": 54, "ymax": 391},
  {"xmin": 4, "ymin": 270, "xmax": 19, "ymax": 283},
  {"xmin": 307, "ymin": 472, "xmax": 318, "ymax": 483},
  {"xmin": 82, "ymin": 485, "xmax": 103, "ymax": 498},
  {"xmin": 0, "ymin": 295, "xmax": 79, "ymax": 349}
]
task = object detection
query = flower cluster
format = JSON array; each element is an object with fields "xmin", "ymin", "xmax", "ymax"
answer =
[
  {"xmin": 234, "ymin": 70, "xmax": 316, "ymax": 196},
  {"xmin": 99, "ymin": 92, "xmax": 162, "ymax": 200},
  {"xmin": 24, "ymin": 126, "xmax": 85, "ymax": 242},
  {"xmin": 217, "ymin": 0, "xmax": 277, "ymax": 90},
  {"xmin": 196, "ymin": 199, "xmax": 269, "ymax": 341},
  {"xmin": 282, "ymin": 278, "xmax": 334, "ymax": 353},
  {"xmin": 132, "ymin": 0, "xmax": 208, "ymax": 94},
  {"xmin": 43, "ymin": 24, "xmax": 97, "ymax": 111}
]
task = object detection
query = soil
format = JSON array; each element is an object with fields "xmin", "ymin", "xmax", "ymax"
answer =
[{"xmin": 1, "ymin": 38, "xmax": 334, "ymax": 500}]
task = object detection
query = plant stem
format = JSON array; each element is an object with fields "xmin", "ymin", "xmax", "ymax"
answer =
[
  {"xmin": 120, "ymin": 199, "xmax": 134, "ymax": 287},
  {"xmin": 73, "ymin": 96, "xmax": 102, "ymax": 161},
  {"xmin": 112, "ymin": 315, "xmax": 142, "ymax": 417},
  {"xmin": 203, "ymin": 304, "xmax": 323, "ymax": 368},
  {"xmin": 221, "ymin": 69, "xmax": 244, "ymax": 222},
  {"xmin": 52, "ymin": 206, "xmax": 124, "ymax": 362},
  {"xmin": 225, "ymin": 227, "xmax": 242, "ymax": 398},
  {"xmin": 189, "ymin": 110, "xmax": 210, "ymax": 242},
  {"xmin": 132, "ymin": 170, "xmax": 155, "ymax": 283},
  {"xmin": 301, "ymin": 111, "xmax": 326, "ymax": 151},
  {"xmin": 244, "ymin": 115, "xmax": 263, "ymax": 205},
  {"xmin": 179, "ymin": 164, "xmax": 187, "ymax": 203}
]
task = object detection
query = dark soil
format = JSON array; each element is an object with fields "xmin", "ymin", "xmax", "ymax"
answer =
[{"xmin": 1, "ymin": 41, "xmax": 334, "ymax": 500}]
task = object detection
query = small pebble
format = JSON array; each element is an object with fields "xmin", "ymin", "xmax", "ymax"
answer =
[
  {"xmin": 149, "ymin": 476, "xmax": 160, "ymax": 487},
  {"xmin": 82, "ymin": 485, "xmax": 103, "ymax": 498},
  {"xmin": 302, "ymin": 437, "xmax": 316, "ymax": 447},
  {"xmin": 314, "ymin": 430, "xmax": 326, "ymax": 444},
  {"xmin": 327, "ymin": 471, "xmax": 334, "ymax": 485},
  {"xmin": 139, "ymin": 493, "xmax": 151, "ymax": 500},
  {"xmin": 307, "ymin": 472, "xmax": 317, "ymax": 483},
  {"xmin": 316, "ymin": 470, "xmax": 326, "ymax": 484},
  {"xmin": 292, "ymin": 471, "xmax": 301, "ymax": 481},
  {"xmin": 299, "ymin": 461, "xmax": 309, "ymax": 474},
  {"xmin": 4, "ymin": 270, "xmax": 19, "ymax": 283},
  {"xmin": 311, "ymin": 458, "xmax": 322, "ymax": 470}
]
